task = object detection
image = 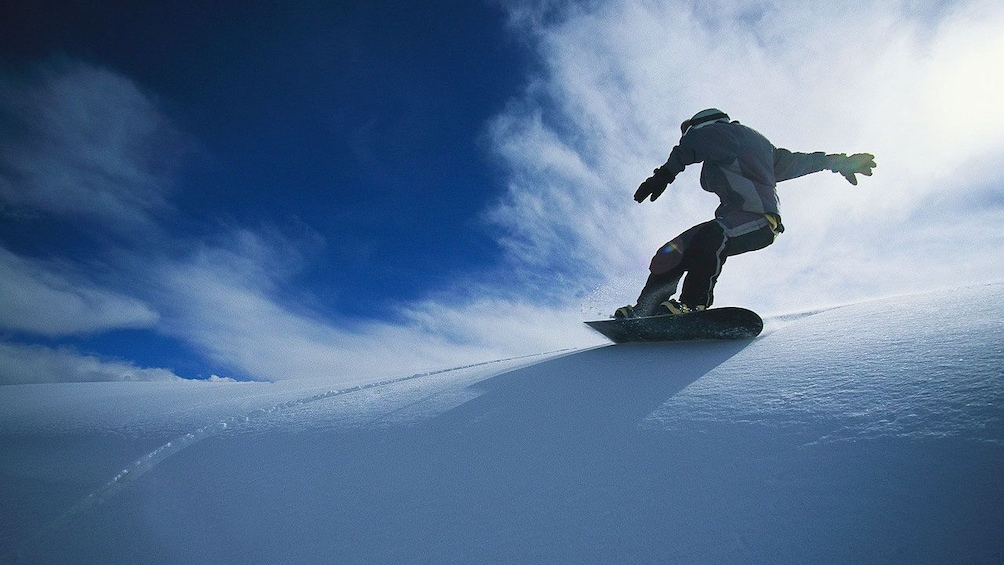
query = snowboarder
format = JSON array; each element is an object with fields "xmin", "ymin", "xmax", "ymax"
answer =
[{"xmin": 615, "ymin": 108, "xmax": 875, "ymax": 318}]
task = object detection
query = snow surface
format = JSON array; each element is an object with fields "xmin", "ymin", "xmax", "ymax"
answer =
[{"xmin": 1, "ymin": 284, "xmax": 1002, "ymax": 564}]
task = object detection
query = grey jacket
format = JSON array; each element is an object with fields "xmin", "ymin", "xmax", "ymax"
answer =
[{"xmin": 660, "ymin": 121, "xmax": 830, "ymax": 230}]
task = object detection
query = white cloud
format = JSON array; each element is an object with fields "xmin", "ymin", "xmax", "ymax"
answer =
[
  {"xmin": 486, "ymin": 0, "xmax": 1004, "ymax": 313},
  {"xmin": 145, "ymin": 232, "xmax": 596, "ymax": 382},
  {"xmin": 0, "ymin": 341, "xmax": 182, "ymax": 385},
  {"xmin": 0, "ymin": 245, "xmax": 159, "ymax": 336},
  {"xmin": 0, "ymin": 60, "xmax": 182, "ymax": 231}
]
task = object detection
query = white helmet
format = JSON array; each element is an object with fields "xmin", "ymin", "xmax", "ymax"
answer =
[{"xmin": 680, "ymin": 108, "xmax": 730, "ymax": 135}]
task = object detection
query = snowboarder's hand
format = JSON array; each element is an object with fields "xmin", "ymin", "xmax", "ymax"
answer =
[
  {"xmin": 634, "ymin": 168, "xmax": 676, "ymax": 202},
  {"xmin": 828, "ymin": 153, "xmax": 876, "ymax": 185}
]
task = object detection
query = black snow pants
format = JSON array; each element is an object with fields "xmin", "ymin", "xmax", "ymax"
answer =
[{"xmin": 633, "ymin": 216, "xmax": 778, "ymax": 315}]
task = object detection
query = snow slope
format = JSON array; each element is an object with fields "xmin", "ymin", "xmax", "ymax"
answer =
[{"xmin": 1, "ymin": 284, "xmax": 1002, "ymax": 564}]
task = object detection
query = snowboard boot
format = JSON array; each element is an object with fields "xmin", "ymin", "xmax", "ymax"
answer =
[
  {"xmin": 614, "ymin": 305, "xmax": 638, "ymax": 319},
  {"xmin": 658, "ymin": 299, "xmax": 706, "ymax": 316}
]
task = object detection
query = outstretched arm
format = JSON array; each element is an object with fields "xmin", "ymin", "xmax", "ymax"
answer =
[{"xmin": 774, "ymin": 149, "xmax": 876, "ymax": 185}]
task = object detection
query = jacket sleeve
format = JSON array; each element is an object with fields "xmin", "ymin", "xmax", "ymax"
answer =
[
  {"xmin": 659, "ymin": 128, "xmax": 736, "ymax": 178},
  {"xmin": 658, "ymin": 145, "xmax": 693, "ymax": 178},
  {"xmin": 773, "ymin": 148, "xmax": 831, "ymax": 182}
]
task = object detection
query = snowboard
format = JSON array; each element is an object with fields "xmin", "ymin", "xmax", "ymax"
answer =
[{"xmin": 585, "ymin": 307, "xmax": 763, "ymax": 343}]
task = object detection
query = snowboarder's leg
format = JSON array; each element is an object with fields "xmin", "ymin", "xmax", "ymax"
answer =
[
  {"xmin": 619, "ymin": 217, "xmax": 776, "ymax": 318},
  {"xmin": 679, "ymin": 219, "xmax": 778, "ymax": 308},
  {"xmin": 678, "ymin": 221, "xmax": 728, "ymax": 309},
  {"xmin": 633, "ymin": 269, "xmax": 683, "ymax": 316},
  {"xmin": 648, "ymin": 223, "xmax": 705, "ymax": 276},
  {"xmin": 628, "ymin": 223, "xmax": 708, "ymax": 316}
]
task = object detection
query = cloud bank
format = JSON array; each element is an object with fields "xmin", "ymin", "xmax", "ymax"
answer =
[
  {"xmin": 0, "ymin": 341, "xmax": 182, "ymax": 384},
  {"xmin": 0, "ymin": 246, "xmax": 158, "ymax": 336},
  {"xmin": 2, "ymin": 0, "xmax": 1002, "ymax": 383}
]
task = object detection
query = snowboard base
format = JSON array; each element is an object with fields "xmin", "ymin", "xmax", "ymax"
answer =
[{"xmin": 585, "ymin": 307, "xmax": 763, "ymax": 343}]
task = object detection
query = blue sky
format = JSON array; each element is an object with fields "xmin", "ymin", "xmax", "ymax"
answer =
[
  {"xmin": 2, "ymin": 0, "xmax": 1003, "ymax": 383},
  {"xmin": 1, "ymin": 1, "xmax": 522, "ymax": 311}
]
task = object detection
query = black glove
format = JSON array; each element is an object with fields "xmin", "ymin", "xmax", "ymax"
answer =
[
  {"xmin": 827, "ymin": 153, "xmax": 876, "ymax": 185},
  {"xmin": 634, "ymin": 167, "xmax": 676, "ymax": 202}
]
